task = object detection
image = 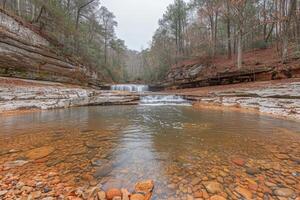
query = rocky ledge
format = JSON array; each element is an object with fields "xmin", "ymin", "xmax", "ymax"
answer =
[
  {"xmin": 174, "ymin": 80, "xmax": 300, "ymax": 121},
  {"xmin": 0, "ymin": 78, "xmax": 139, "ymax": 113}
]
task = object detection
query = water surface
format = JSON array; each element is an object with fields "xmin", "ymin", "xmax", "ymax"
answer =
[{"xmin": 0, "ymin": 106, "xmax": 300, "ymax": 199}]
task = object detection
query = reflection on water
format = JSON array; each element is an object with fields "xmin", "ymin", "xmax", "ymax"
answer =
[{"xmin": 0, "ymin": 106, "xmax": 300, "ymax": 199}]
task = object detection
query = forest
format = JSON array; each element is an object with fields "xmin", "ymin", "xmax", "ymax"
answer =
[
  {"xmin": 135, "ymin": 0, "xmax": 300, "ymax": 82},
  {"xmin": 1, "ymin": 0, "xmax": 299, "ymax": 83},
  {"xmin": 1, "ymin": 0, "xmax": 128, "ymax": 82}
]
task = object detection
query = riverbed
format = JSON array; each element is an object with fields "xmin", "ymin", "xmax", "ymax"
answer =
[{"xmin": 0, "ymin": 105, "xmax": 299, "ymax": 199}]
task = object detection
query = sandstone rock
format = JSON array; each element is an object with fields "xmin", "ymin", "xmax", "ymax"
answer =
[
  {"xmin": 210, "ymin": 195, "xmax": 226, "ymax": 200},
  {"xmin": 106, "ymin": 188, "xmax": 122, "ymax": 200},
  {"xmin": 0, "ymin": 190, "xmax": 8, "ymax": 196},
  {"xmin": 274, "ymin": 153, "xmax": 289, "ymax": 160},
  {"xmin": 204, "ymin": 181, "xmax": 223, "ymax": 194},
  {"xmin": 274, "ymin": 188, "xmax": 294, "ymax": 197},
  {"xmin": 4, "ymin": 160, "xmax": 29, "ymax": 168},
  {"xmin": 135, "ymin": 180, "xmax": 154, "ymax": 194},
  {"xmin": 25, "ymin": 146, "xmax": 55, "ymax": 160},
  {"xmin": 121, "ymin": 189, "xmax": 130, "ymax": 200},
  {"xmin": 130, "ymin": 193, "xmax": 145, "ymax": 200},
  {"xmin": 29, "ymin": 191, "xmax": 41, "ymax": 199},
  {"xmin": 235, "ymin": 186, "xmax": 253, "ymax": 199},
  {"xmin": 191, "ymin": 177, "xmax": 201, "ymax": 186},
  {"xmin": 231, "ymin": 157, "xmax": 246, "ymax": 166},
  {"xmin": 97, "ymin": 191, "xmax": 106, "ymax": 200},
  {"xmin": 193, "ymin": 191, "xmax": 203, "ymax": 198},
  {"xmin": 246, "ymin": 167, "xmax": 260, "ymax": 175},
  {"xmin": 93, "ymin": 163, "xmax": 113, "ymax": 178},
  {"xmin": 85, "ymin": 141, "xmax": 102, "ymax": 148},
  {"xmin": 87, "ymin": 187, "xmax": 100, "ymax": 199}
]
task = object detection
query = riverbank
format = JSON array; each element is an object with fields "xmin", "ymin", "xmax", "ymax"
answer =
[
  {"xmin": 1, "ymin": 77, "xmax": 300, "ymax": 121},
  {"xmin": 167, "ymin": 78, "xmax": 300, "ymax": 121},
  {"xmin": 0, "ymin": 77, "xmax": 139, "ymax": 114}
]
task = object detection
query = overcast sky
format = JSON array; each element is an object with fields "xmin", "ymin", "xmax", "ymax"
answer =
[{"xmin": 101, "ymin": 0, "xmax": 174, "ymax": 51}]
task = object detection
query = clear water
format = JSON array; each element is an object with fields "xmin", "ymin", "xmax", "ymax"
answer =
[
  {"xmin": 140, "ymin": 95, "xmax": 191, "ymax": 106},
  {"xmin": 0, "ymin": 106, "xmax": 299, "ymax": 199}
]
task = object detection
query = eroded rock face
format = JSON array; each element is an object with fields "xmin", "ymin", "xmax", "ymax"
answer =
[
  {"xmin": 0, "ymin": 10, "xmax": 103, "ymax": 87},
  {"xmin": 184, "ymin": 81, "xmax": 300, "ymax": 120},
  {"xmin": 0, "ymin": 79, "xmax": 139, "ymax": 112}
]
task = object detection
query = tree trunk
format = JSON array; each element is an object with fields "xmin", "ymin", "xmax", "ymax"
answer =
[
  {"xmin": 214, "ymin": 11, "xmax": 218, "ymax": 57},
  {"xmin": 226, "ymin": 15, "xmax": 231, "ymax": 59},
  {"xmin": 16, "ymin": 0, "xmax": 21, "ymax": 16},
  {"xmin": 281, "ymin": 0, "xmax": 296, "ymax": 63},
  {"xmin": 2, "ymin": 0, "xmax": 6, "ymax": 9},
  {"xmin": 31, "ymin": 2, "xmax": 35, "ymax": 22},
  {"xmin": 237, "ymin": 30, "xmax": 243, "ymax": 69}
]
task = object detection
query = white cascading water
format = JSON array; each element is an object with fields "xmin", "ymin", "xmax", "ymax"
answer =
[
  {"xmin": 111, "ymin": 84, "xmax": 149, "ymax": 92},
  {"xmin": 140, "ymin": 95, "xmax": 191, "ymax": 106}
]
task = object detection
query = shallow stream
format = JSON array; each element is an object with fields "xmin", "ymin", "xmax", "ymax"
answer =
[{"xmin": 0, "ymin": 105, "xmax": 300, "ymax": 199}]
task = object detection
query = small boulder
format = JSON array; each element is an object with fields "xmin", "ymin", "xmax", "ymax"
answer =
[
  {"xmin": 235, "ymin": 186, "xmax": 253, "ymax": 199},
  {"xmin": 204, "ymin": 181, "xmax": 223, "ymax": 194},
  {"xmin": 97, "ymin": 191, "xmax": 106, "ymax": 200},
  {"xmin": 130, "ymin": 194, "xmax": 145, "ymax": 200},
  {"xmin": 135, "ymin": 180, "xmax": 154, "ymax": 194},
  {"xmin": 121, "ymin": 189, "xmax": 130, "ymax": 200},
  {"xmin": 106, "ymin": 188, "xmax": 122, "ymax": 200},
  {"xmin": 25, "ymin": 146, "xmax": 55, "ymax": 160},
  {"xmin": 210, "ymin": 195, "xmax": 226, "ymax": 200},
  {"xmin": 274, "ymin": 188, "xmax": 294, "ymax": 197},
  {"xmin": 231, "ymin": 157, "xmax": 246, "ymax": 166}
]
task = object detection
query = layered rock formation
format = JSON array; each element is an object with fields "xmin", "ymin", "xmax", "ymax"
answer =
[
  {"xmin": 165, "ymin": 49, "xmax": 300, "ymax": 89},
  {"xmin": 0, "ymin": 78, "xmax": 139, "ymax": 112},
  {"xmin": 0, "ymin": 9, "xmax": 103, "ymax": 87},
  {"xmin": 177, "ymin": 81, "xmax": 300, "ymax": 120}
]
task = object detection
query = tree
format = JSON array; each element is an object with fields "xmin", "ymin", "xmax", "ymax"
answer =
[{"xmin": 98, "ymin": 6, "xmax": 117, "ymax": 65}]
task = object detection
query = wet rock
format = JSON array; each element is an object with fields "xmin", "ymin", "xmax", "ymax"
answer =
[
  {"xmin": 135, "ymin": 180, "xmax": 154, "ymax": 194},
  {"xmin": 93, "ymin": 163, "xmax": 113, "ymax": 178},
  {"xmin": 191, "ymin": 177, "xmax": 201, "ymax": 186},
  {"xmin": 235, "ymin": 186, "xmax": 253, "ymax": 199},
  {"xmin": 121, "ymin": 189, "xmax": 130, "ymax": 200},
  {"xmin": 25, "ymin": 146, "xmax": 55, "ymax": 160},
  {"xmin": 231, "ymin": 157, "xmax": 246, "ymax": 166},
  {"xmin": 210, "ymin": 195, "xmax": 226, "ymax": 200},
  {"xmin": 274, "ymin": 188, "xmax": 294, "ymax": 197},
  {"xmin": 246, "ymin": 167, "xmax": 260, "ymax": 175},
  {"xmin": 97, "ymin": 191, "xmax": 106, "ymax": 200},
  {"xmin": 274, "ymin": 153, "xmax": 290, "ymax": 160},
  {"xmin": 186, "ymin": 194, "xmax": 194, "ymax": 200},
  {"xmin": 0, "ymin": 190, "xmax": 8, "ymax": 196},
  {"xmin": 85, "ymin": 141, "xmax": 102, "ymax": 148},
  {"xmin": 106, "ymin": 188, "xmax": 121, "ymax": 200},
  {"xmin": 3, "ymin": 160, "xmax": 29, "ymax": 168},
  {"xmin": 130, "ymin": 194, "xmax": 145, "ymax": 200},
  {"xmin": 193, "ymin": 191, "xmax": 203, "ymax": 198},
  {"xmin": 21, "ymin": 186, "xmax": 33, "ymax": 193},
  {"xmin": 87, "ymin": 187, "xmax": 100, "ymax": 199},
  {"xmin": 28, "ymin": 191, "xmax": 41, "ymax": 199},
  {"xmin": 91, "ymin": 158, "xmax": 108, "ymax": 166},
  {"xmin": 204, "ymin": 181, "xmax": 223, "ymax": 194}
]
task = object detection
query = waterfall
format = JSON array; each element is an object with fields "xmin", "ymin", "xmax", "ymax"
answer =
[
  {"xmin": 111, "ymin": 84, "xmax": 149, "ymax": 92},
  {"xmin": 140, "ymin": 95, "xmax": 191, "ymax": 106}
]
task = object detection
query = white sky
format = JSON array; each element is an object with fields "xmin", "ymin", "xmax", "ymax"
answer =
[{"xmin": 101, "ymin": 0, "xmax": 174, "ymax": 51}]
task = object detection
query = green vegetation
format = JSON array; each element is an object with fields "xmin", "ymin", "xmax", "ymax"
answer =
[{"xmin": 1, "ymin": 0, "xmax": 128, "ymax": 82}]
